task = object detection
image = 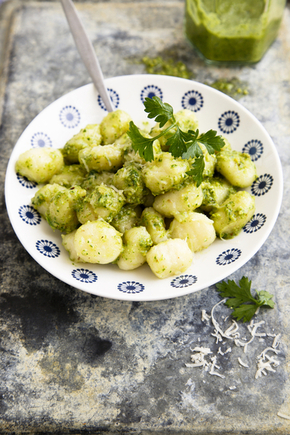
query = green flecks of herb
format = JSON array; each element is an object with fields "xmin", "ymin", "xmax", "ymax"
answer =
[
  {"xmin": 127, "ymin": 96, "xmax": 225, "ymax": 186},
  {"xmin": 216, "ymin": 276, "xmax": 275, "ymax": 323},
  {"xmin": 206, "ymin": 78, "xmax": 249, "ymax": 99},
  {"xmin": 142, "ymin": 56, "xmax": 192, "ymax": 79}
]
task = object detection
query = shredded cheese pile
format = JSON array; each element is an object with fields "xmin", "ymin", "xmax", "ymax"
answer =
[{"xmin": 185, "ymin": 299, "xmax": 281, "ymax": 380}]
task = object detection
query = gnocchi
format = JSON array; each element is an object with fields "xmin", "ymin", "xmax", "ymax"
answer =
[
  {"xmin": 169, "ymin": 212, "xmax": 216, "ymax": 252},
  {"xmin": 63, "ymin": 220, "xmax": 123, "ymax": 264},
  {"xmin": 16, "ymin": 148, "xmax": 63, "ymax": 184},
  {"xmin": 117, "ymin": 226, "xmax": 153, "ymax": 270},
  {"xmin": 146, "ymin": 238, "xmax": 194, "ymax": 279},
  {"xmin": 15, "ymin": 106, "xmax": 257, "ymax": 279},
  {"xmin": 216, "ymin": 149, "xmax": 257, "ymax": 188}
]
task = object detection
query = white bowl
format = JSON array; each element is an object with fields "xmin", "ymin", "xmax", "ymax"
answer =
[{"xmin": 5, "ymin": 74, "xmax": 283, "ymax": 301}]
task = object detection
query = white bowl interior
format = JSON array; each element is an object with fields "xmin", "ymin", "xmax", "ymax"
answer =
[{"xmin": 5, "ymin": 75, "xmax": 283, "ymax": 301}]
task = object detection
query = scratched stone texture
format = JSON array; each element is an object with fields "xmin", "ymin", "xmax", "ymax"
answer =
[{"xmin": 0, "ymin": 1, "xmax": 290, "ymax": 434}]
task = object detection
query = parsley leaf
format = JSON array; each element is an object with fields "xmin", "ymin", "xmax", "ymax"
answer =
[
  {"xmin": 143, "ymin": 96, "xmax": 174, "ymax": 127},
  {"xmin": 197, "ymin": 130, "xmax": 225, "ymax": 154},
  {"xmin": 128, "ymin": 121, "xmax": 155, "ymax": 161},
  {"xmin": 128, "ymin": 96, "xmax": 225, "ymax": 186},
  {"xmin": 186, "ymin": 155, "xmax": 205, "ymax": 187},
  {"xmin": 167, "ymin": 128, "xmax": 188, "ymax": 157},
  {"xmin": 216, "ymin": 277, "xmax": 275, "ymax": 323},
  {"xmin": 181, "ymin": 129, "xmax": 203, "ymax": 160}
]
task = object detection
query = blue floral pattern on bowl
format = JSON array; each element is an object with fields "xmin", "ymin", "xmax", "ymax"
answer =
[
  {"xmin": 216, "ymin": 248, "xmax": 242, "ymax": 266},
  {"xmin": 17, "ymin": 174, "xmax": 38, "ymax": 189},
  {"xmin": 59, "ymin": 105, "xmax": 80, "ymax": 128},
  {"xmin": 140, "ymin": 85, "xmax": 163, "ymax": 103},
  {"xmin": 18, "ymin": 205, "xmax": 41, "ymax": 225},
  {"xmin": 251, "ymin": 174, "xmax": 273, "ymax": 196},
  {"xmin": 243, "ymin": 213, "xmax": 267, "ymax": 234},
  {"xmin": 181, "ymin": 90, "xmax": 204, "ymax": 112},
  {"xmin": 218, "ymin": 111, "xmax": 240, "ymax": 134},
  {"xmin": 118, "ymin": 281, "xmax": 145, "ymax": 294},
  {"xmin": 171, "ymin": 275, "xmax": 197, "ymax": 288},
  {"xmin": 242, "ymin": 139, "xmax": 263, "ymax": 161},
  {"xmin": 72, "ymin": 268, "xmax": 98, "ymax": 283},
  {"xmin": 31, "ymin": 132, "xmax": 52, "ymax": 148},
  {"xmin": 36, "ymin": 240, "xmax": 60, "ymax": 258},
  {"xmin": 97, "ymin": 88, "xmax": 119, "ymax": 111}
]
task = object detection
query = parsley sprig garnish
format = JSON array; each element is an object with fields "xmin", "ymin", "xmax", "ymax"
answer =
[
  {"xmin": 216, "ymin": 277, "xmax": 275, "ymax": 323},
  {"xmin": 127, "ymin": 96, "xmax": 225, "ymax": 186}
]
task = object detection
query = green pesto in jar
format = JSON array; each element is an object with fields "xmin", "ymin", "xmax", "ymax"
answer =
[{"xmin": 185, "ymin": 0, "xmax": 285, "ymax": 63}]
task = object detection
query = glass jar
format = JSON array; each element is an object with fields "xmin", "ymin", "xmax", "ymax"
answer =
[{"xmin": 185, "ymin": 0, "xmax": 286, "ymax": 63}]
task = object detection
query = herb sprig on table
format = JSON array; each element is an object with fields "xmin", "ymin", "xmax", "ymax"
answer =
[
  {"xmin": 127, "ymin": 96, "xmax": 225, "ymax": 186},
  {"xmin": 216, "ymin": 277, "xmax": 275, "ymax": 323}
]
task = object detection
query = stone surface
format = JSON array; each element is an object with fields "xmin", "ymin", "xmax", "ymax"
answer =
[{"xmin": 0, "ymin": 1, "xmax": 290, "ymax": 433}]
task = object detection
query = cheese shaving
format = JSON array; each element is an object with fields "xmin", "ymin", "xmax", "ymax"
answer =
[
  {"xmin": 238, "ymin": 357, "xmax": 249, "ymax": 368},
  {"xmin": 235, "ymin": 320, "xmax": 265, "ymax": 353},
  {"xmin": 185, "ymin": 347, "xmax": 212, "ymax": 368},
  {"xmin": 185, "ymin": 302, "xmax": 282, "ymax": 381},
  {"xmin": 255, "ymin": 355, "xmax": 280, "ymax": 378},
  {"xmin": 272, "ymin": 333, "xmax": 281, "ymax": 348},
  {"xmin": 201, "ymin": 310, "xmax": 211, "ymax": 322},
  {"xmin": 209, "ymin": 355, "xmax": 225, "ymax": 379},
  {"xmin": 277, "ymin": 412, "xmax": 290, "ymax": 420},
  {"xmin": 254, "ymin": 346, "xmax": 280, "ymax": 378}
]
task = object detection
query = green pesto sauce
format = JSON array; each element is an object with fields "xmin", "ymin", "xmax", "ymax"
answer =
[
  {"xmin": 138, "ymin": 56, "xmax": 249, "ymax": 100},
  {"xmin": 185, "ymin": 0, "xmax": 285, "ymax": 63},
  {"xmin": 206, "ymin": 78, "xmax": 249, "ymax": 99},
  {"xmin": 141, "ymin": 56, "xmax": 192, "ymax": 79}
]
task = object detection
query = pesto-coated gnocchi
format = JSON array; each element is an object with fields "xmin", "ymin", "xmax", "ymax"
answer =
[
  {"xmin": 141, "ymin": 207, "xmax": 169, "ymax": 244},
  {"xmin": 216, "ymin": 149, "xmax": 257, "ymax": 188},
  {"xmin": 111, "ymin": 204, "xmax": 142, "ymax": 233},
  {"xmin": 76, "ymin": 184, "xmax": 125, "ymax": 224},
  {"xmin": 142, "ymin": 152, "xmax": 190, "ymax": 195},
  {"xmin": 169, "ymin": 212, "xmax": 216, "ymax": 252},
  {"xmin": 15, "ymin": 106, "xmax": 257, "ymax": 279},
  {"xmin": 153, "ymin": 183, "xmax": 203, "ymax": 220},
  {"xmin": 16, "ymin": 148, "xmax": 64, "ymax": 184},
  {"xmin": 210, "ymin": 190, "xmax": 255, "ymax": 239},
  {"xmin": 66, "ymin": 220, "xmax": 123, "ymax": 264},
  {"xmin": 100, "ymin": 109, "xmax": 132, "ymax": 144},
  {"xmin": 62, "ymin": 124, "xmax": 102, "ymax": 164},
  {"xmin": 117, "ymin": 226, "xmax": 153, "ymax": 270},
  {"xmin": 49, "ymin": 165, "xmax": 86, "ymax": 188},
  {"xmin": 78, "ymin": 143, "xmax": 124, "ymax": 172},
  {"xmin": 146, "ymin": 238, "xmax": 194, "ymax": 279},
  {"xmin": 113, "ymin": 163, "xmax": 149, "ymax": 204},
  {"xmin": 200, "ymin": 176, "xmax": 237, "ymax": 212},
  {"xmin": 46, "ymin": 185, "xmax": 86, "ymax": 234},
  {"xmin": 32, "ymin": 183, "xmax": 67, "ymax": 217}
]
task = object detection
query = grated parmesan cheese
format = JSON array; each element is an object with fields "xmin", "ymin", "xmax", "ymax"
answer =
[
  {"xmin": 185, "ymin": 302, "xmax": 282, "ymax": 381},
  {"xmin": 272, "ymin": 333, "xmax": 281, "ymax": 348},
  {"xmin": 209, "ymin": 355, "xmax": 225, "ymax": 378},
  {"xmin": 277, "ymin": 412, "xmax": 290, "ymax": 420},
  {"xmin": 201, "ymin": 310, "xmax": 211, "ymax": 322},
  {"xmin": 185, "ymin": 347, "xmax": 212, "ymax": 368},
  {"xmin": 238, "ymin": 357, "xmax": 249, "ymax": 368},
  {"xmin": 255, "ymin": 347, "xmax": 280, "ymax": 379},
  {"xmin": 235, "ymin": 320, "xmax": 265, "ymax": 353}
]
